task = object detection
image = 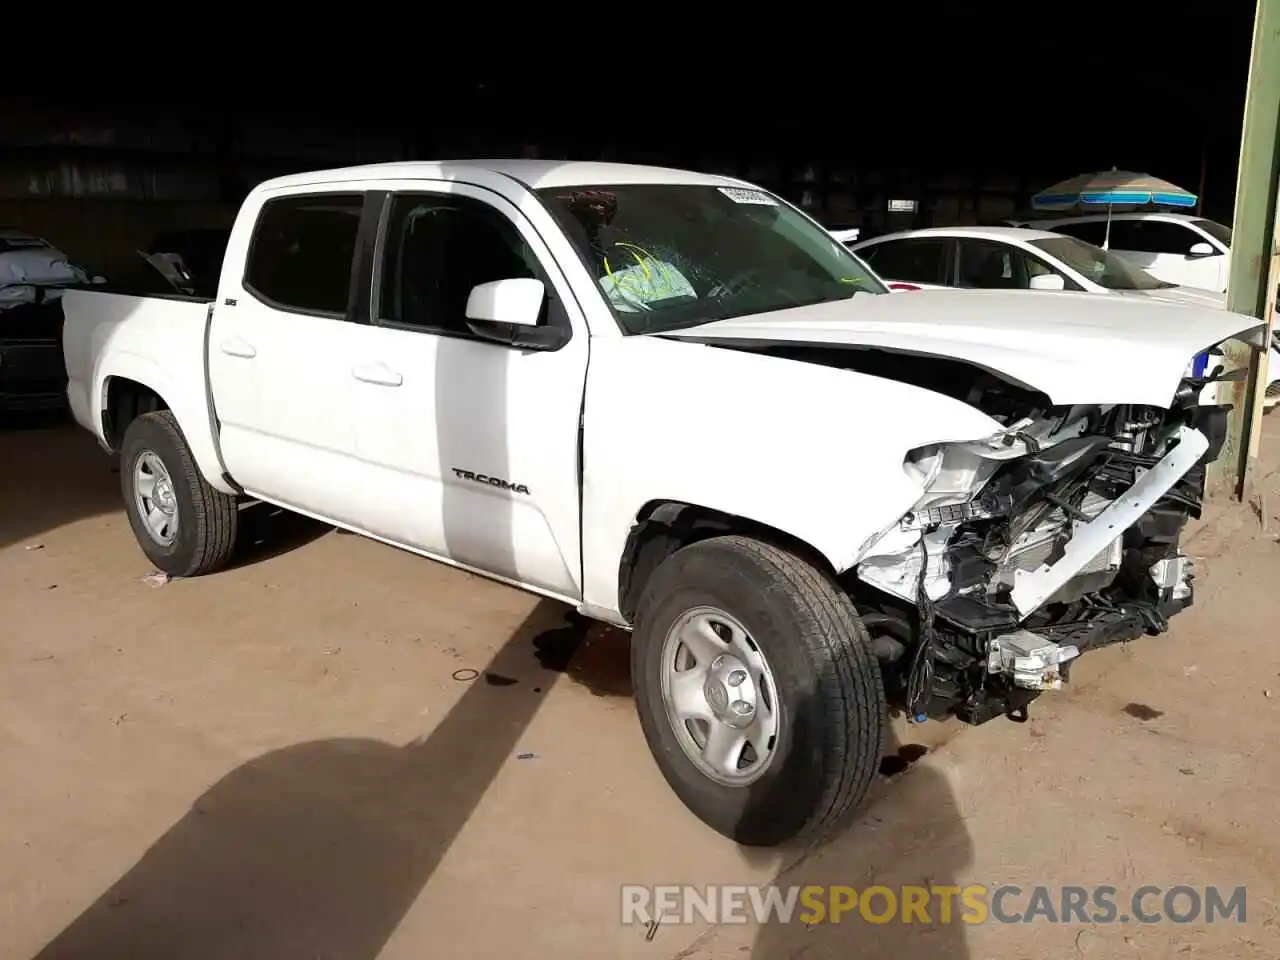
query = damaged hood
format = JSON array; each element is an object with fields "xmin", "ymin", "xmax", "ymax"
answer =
[
  {"xmin": 661, "ymin": 289, "xmax": 1260, "ymax": 407},
  {"xmin": 1113, "ymin": 286, "xmax": 1226, "ymax": 309}
]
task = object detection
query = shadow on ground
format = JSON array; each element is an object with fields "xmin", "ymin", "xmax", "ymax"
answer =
[
  {"xmin": 532, "ymin": 614, "xmax": 632, "ymax": 698},
  {"xmin": 32, "ymin": 600, "xmax": 585, "ymax": 960},
  {"xmin": 0, "ymin": 418, "xmax": 335, "ymax": 566},
  {"xmin": 0, "ymin": 419, "xmax": 119, "ymax": 552},
  {"xmin": 738, "ymin": 724, "xmax": 974, "ymax": 959},
  {"xmin": 227, "ymin": 501, "xmax": 334, "ymax": 569}
]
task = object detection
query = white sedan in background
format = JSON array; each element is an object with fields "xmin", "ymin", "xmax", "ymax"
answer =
[
  {"xmin": 1011, "ymin": 212, "xmax": 1231, "ymax": 293},
  {"xmin": 849, "ymin": 226, "xmax": 1222, "ymax": 303},
  {"xmin": 850, "ymin": 225, "xmax": 1280, "ymax": 407}
]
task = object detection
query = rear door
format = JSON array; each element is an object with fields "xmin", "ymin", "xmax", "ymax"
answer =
[
  {"xmin": 343, "ymin": 184, "xmax": 589, "ymax": 599},
  {"xmin": 209, "ymin": 188, "xmax": 377, "ymax": 524}
]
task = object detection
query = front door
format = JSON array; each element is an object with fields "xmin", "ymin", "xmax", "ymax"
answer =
[{"xmin": 345, "ymin": 185, "xmax": 589, "ymax": 599}]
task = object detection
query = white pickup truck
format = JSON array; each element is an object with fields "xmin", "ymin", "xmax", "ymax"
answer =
[{"xmin": 62, "ymin": 160, "xmax": 1261, "ymax": 846}]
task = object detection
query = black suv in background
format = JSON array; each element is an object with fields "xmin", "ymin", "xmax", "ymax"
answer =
[
  {"xmin": 0, "ymin": 226, "xmax": 233, "ymax": 418},
  {"xmin": 0, "ymin": 229, "xmax": 93, "ymax": 415}
]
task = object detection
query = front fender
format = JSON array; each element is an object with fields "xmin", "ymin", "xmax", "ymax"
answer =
[{"xmin": 580, "ymin": 336, "xmax": 1004, "ymax": 617}]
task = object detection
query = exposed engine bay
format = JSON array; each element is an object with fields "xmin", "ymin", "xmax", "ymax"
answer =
[
  {"xmin": 729, "ymin": 340, "xmax": 1232, "ymax": 725},
  {"xmin": 857, "ymin": 388, "xmax": 1228, "ymax": 724}
]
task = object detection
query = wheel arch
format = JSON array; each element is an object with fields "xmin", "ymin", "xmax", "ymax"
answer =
[
  {"xmin": 616, "ymin": 499, "xmax": 838, "ymax": 624},
  {"xmin": 96, "ymin": 357, "xmax": 235, "ymax": 496},
  {"xmin": 102, "ymin": 375, "xmax": 170, "ymax": 450}
]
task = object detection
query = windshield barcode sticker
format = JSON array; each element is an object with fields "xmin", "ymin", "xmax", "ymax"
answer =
[{"xmin": 718, "ymin": 187, "xmax": 778, "ymax": 206}]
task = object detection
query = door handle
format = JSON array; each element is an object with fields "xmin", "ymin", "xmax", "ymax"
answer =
[
  {"xmin": 220, "ymin": 338, "xmax": 257, "ymax": 359},
  {"xmin": 352, "ymin": 361, "xmax": 403, "ymax": 387}
]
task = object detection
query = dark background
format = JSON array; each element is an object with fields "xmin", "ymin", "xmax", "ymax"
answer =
[{"xmin": 0, "ymin": 7, "xmax": 1257, "ymax": 277}]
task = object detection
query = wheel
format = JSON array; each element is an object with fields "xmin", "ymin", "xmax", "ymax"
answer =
[
  {"xmin": 631, "ymin": 535, "xmax": 886, "ymax": 846},
  {"xmin": 119, "ymin": 410, "xmax": 238, "ymax": 577}
]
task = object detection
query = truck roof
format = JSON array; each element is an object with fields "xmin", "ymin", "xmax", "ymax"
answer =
[{"xmin": 256, "ymin": 159, "xmax": 746, "ymax": 193}]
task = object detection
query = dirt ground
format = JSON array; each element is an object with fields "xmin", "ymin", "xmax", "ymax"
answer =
[{"xmin": 2, "ymin": 415, "xmax": 1280, "ymax": 960}]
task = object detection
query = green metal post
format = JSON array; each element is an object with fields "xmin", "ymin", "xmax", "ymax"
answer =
[{"xmin": 1212, "ymin": 0, "xmax": 1280, "ymax": 499}]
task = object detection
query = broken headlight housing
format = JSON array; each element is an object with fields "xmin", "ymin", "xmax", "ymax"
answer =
[{"xmin": 899, "ymin": 430, "xmax": 1031, "ymax": 531}]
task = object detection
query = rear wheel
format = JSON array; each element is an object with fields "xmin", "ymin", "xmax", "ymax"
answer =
[
  {"xmin": 631, "ymin": 535, "xmax": 886, "ymax": 846},
  {"xmin": 120, "ymin": 411, "xmax": 238, "ymax": 577}
]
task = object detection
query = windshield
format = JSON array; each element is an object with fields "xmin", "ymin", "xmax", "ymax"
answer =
[
  {"xmin": 536, "ymin": 183, "xmax": 886, "ymax": 334},
  {"xmin": 1029, "ymin": 235, "xmax": 1174, "ymax": 291},
  {"xmin": 1192, "ymin": 218, "xmax": 1231, "ymax": 248}
]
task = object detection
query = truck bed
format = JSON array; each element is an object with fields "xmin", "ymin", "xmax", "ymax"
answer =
[{"xmin": 61, "ymin": 289, "xmax": 216, "ymax": 459}]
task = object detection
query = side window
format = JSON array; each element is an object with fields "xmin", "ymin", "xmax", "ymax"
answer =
[
  {"xmin": 1110, "ymin": 220, "xmax": 1200, "ymax": 255},
  {"xmin": 244, "ymin": 194, "xmax": 364, "ymax": 315},
  {"xmin": 955, "ymin": 240, "xmax": 1078, "ymax": 291},
  {"xmin": 957, "ymin": 240, "xmax": 1027, "ymax": 289},
  {"xmin": 862, "ymin": 238, "xmax": 950, "ymax": 285},
  {"xmin": 1049, "ymin": 221, "xmax": 1108, "ymax": 246},
  {"xmin": 377, "ymin": 193, "xmax": 545, "ymax": 336},
  {"xmin": 1024, "ymin": 251, "xmax": 1083, "ymax": 291}
]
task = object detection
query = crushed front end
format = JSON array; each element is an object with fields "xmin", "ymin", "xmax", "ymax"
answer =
[{"xmin": 851, "ymin": 379, "xmax": 1230, "ymax": 725}]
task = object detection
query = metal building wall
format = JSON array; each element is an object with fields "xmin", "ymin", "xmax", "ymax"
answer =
[
  {"xmin": 0, "ymin": 103, "xmax": 408, "ymax": 276},
  {"xmin": 0, "ymin": 97, "xmax": 1224, "ymax": 277}
]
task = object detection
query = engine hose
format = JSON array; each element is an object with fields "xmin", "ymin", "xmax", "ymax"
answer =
[{"xmin": 906, "ymin": 538, "xmax": 938, "ymax": 715}]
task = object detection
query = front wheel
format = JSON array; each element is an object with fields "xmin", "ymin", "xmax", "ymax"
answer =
[
  {"xmin": 631, "ymin": 535, "xmax": 886, "ymax": 846},
  {"xmin": 120, "ymin": 410, "xmax": 238, "ymax": 577}
]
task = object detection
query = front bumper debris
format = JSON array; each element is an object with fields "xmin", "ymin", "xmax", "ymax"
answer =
[
  {"xmin": 1007, "ymin": 424, "xmax": 1208, "ymax": 618},
  {"xmin": 986, "ymin": 629, "xmax": 1080, "ymax": 690}
]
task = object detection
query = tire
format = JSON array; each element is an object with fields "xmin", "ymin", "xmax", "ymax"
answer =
[
  {"xmin": 119, "ymin": 410, "xmax": 238, "ymax": 577},
  {"xmin": 631, "ymin": 535, "xmax": 886, "ymax": 846}
]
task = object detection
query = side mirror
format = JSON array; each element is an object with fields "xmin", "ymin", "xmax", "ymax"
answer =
[
  {"xmin": 464, "ymin": 278, "xmax": 569, "ymax": 350},
  {"xmin": 1188, "ymin": 242, "xmax": 1216, "ymax": 258},
  {"xmin": 1029, "ymin": 274, "xmax": 1066, "ymax": 291}
]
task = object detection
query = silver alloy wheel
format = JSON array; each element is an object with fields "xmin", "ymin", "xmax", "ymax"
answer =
[
  {"xmin": 132, "ymin": 449, "xmax": 179, "ymax": 546},
  {"xmin": 659, "ymin": 605, "xmax": 781, "ymax": 786}
]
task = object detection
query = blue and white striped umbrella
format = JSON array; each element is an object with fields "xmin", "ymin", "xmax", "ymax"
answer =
[{"xmin": 1032, "ymin": 168, "xmax": 1197, "ymax": 210}]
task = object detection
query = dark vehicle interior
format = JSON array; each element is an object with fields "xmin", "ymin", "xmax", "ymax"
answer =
[
  {"xmin": 104, "ymin": 227, "xmax": 233, "ymax": 298},
  {"xmin": 145, "ymin": 228, "xmax": 231, "ymax": 297}
]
